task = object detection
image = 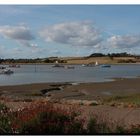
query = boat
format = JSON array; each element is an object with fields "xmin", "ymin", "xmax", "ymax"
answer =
[
  {"xmin": 52, "ymin": 61, "xmax": 64, "ymax": 68},
  {"xmin": 2, "ymin": 69, "xmax": 14, "ymax": 74},
  {"xmin": 82, "ymin": 63, "xmax": 95, "ymax": 67},
  {"xmin": 0, "ymin": 66, "xmax": 6, "ymax": 69},
  {"xmin": 101, "ymin": 64, "xmax": 111, "ymax": 68},
  {"xmin": 82, "ymin": 61, "xmax": 99, "ymax": 67},
  {"xmin": 95, "ymin": 61, "xmax": 99, "ymax": 66},
  {"xmin": 52, "ymin": 64, "xmax": 64, "ymax": 68},
  {"xmin": 82, "ymin": 64, "xmax": 86, "ymax": 67},
  {"xmin": 9, "ymin": 64, "xmax": 20, "ymax": 68},
  {"xmin": 64, "ymin": 66, "xmax": 75, "ymax": 69}
]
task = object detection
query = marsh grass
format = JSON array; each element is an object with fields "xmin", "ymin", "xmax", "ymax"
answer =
[{"xmin": 103, "ymin": 94, "xmax": 140, "ymax": 107}]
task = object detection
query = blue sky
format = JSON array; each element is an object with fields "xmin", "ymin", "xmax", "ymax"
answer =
[{"xmin": 0, "ymin": 5, "xmax": 140, "ymax": 58}]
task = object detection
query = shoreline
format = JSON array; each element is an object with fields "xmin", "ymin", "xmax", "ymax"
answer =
[
  {"xmin": 1, "ymin": 62, "xmax": 140, "ymax": 65},
  {"xmin": 0, "ymin": 76, "xmax": 139, "ymax": 87},
  {"xmin": 0, "ymin": 76, "xmax": 138, "ymax": 87},
  {"xmin": 0, "ymin": 77, "xmax": 140, "ymax": 100}
]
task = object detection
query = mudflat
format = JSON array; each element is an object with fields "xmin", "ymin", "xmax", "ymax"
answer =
[{"xmin": 0, "ymin": 78, "xmax": 140, "ymax": 100}]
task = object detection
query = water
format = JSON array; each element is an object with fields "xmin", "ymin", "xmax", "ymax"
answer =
[{"xmin": 0, "ymin": 64, "xmax": 140, "ymax": 85}]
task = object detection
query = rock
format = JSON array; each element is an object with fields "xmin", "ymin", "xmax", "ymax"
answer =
[
  {"xmin": 89, "ymin": 101, "xmax": 99, "ymax": 106},
  {"xmin": 128, "ymin": 104, "xmax": 134, "ymax": 108},
  {"xmin": 47, "ymin": 94, "xmax": 51, "ymax": 97},
  {"xmin": 69, "ymin": 100, "xmax": 99, "ymax": 106},
  {"xmin": 83, "ymin": 100, "xmax": 99, "ymax": 106},
  {"xmin": 110, "ymin": 102, "xmax": 116, "ymax": 107}
]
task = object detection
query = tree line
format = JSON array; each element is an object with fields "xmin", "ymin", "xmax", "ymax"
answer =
[{"xmin": 0, "ymin": 58, "xmax": 67, "ymax": 64}]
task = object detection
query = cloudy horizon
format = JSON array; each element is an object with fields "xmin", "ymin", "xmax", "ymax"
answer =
[{"xmin": 0, "ymin": 5, "xmax": 140, "ymax": 58}]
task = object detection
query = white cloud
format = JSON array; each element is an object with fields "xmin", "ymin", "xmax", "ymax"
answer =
[
  {"xmin": 0, "ymin": 25, "xmax": 35, "ymax": 47},
  {"xmin": 107, "ymin": 35, "xmax": 140, "ymax": 49},
  {"xmin": 39, "ymin": 21, "xmax": 102, "ymax": 48},
  {"xmin": 0, "ymin": 25, "xmax": 34, "ymax": 40}
]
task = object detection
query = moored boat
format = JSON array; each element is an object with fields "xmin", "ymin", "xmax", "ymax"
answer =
[
  {"xmin": 64, "ymin": 66, "xmax": 75, "ymax": 69},
  {"xmin": 82, "ymin": 61, "xmax": 99, "ymax": 67},
  {"xmin": 0, "ymin": 66, "xmax": 6, "ymax": 69},
  {"xmin": 9, "ymin": 64, "xmax": 20, "ymax": 68},
  {"xmin": 101, "ymin": 64, "xmax": 111, "ymax": 68},
  {"xmin": 82, "ymin": 63, "xmax": 95, "ymax": 67},
  {"xmin": 52, "ymin": 64, "xmax": 64, "ymax": 68},
  {"xmin": 82, "ymin": 64, "xmax": 86, "ymax": 67},
  {"xmin": 52, "ymin": 61, "xmax": 64, "ymax": 68},
  {"xmin": 95, "ymin": 61, "xmax": 99, "ymax": 66}
]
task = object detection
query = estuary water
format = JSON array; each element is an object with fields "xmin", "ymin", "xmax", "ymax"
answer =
[{"xmin": 0, "ymin": 64, "xmax": 140, "ymax": 86}]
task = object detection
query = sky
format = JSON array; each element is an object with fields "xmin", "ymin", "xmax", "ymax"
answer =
[{"xmin": 0, "ymin": 5, "xmax": 140, "ymax": 58}]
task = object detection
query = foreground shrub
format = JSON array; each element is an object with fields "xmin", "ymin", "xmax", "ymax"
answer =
[
  {"xmin": 127, "ymin": 125, "xmax": 140, "ymax": 134},
  {"xmin": 0, "ymin": 103, "xmax": 12, "ymax": 134},
  {"xmin": 11, "ymin": 102, "xmax": 85, "ymax": 134},
  {"xmin": 87, "ymin": 118, "xmax": 111, "ymax": 134},
  {"xmin": 0, "ymin": 103, "xmax": 8, "ymax": 111}
]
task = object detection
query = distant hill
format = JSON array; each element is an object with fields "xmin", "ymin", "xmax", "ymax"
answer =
[
  {"xmin": 88, "ymin": 52, "xmax": 134, "ymax": 57},
  {"xmin": 88, "ymin": 53, "xmax": 105, "ymax": 57}
]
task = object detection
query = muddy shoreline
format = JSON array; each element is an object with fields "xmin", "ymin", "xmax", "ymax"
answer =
[{"xmin": 0, "ymin": 77, "xmax": 140, "ymax": 100}]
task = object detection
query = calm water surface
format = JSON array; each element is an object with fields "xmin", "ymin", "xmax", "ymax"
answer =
[{"xmin": 0, "ymin": 64, "xmax": 140, "ymax": 85}]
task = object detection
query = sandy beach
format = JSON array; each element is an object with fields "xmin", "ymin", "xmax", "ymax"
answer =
[{"xmin": 0, "ymin": 78, "xmax": 140, "ymax": 128}]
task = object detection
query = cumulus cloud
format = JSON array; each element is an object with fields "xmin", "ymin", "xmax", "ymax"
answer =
[
  {"xmin": 0, "ymin": 25, "xmax": 34, "ymax": 40},
  {"xmin": 0, "ymin": 25, "xmax": 35, "ymax": 47},
  {"xmin": 39, "ymin": 21, "xmax": 102, "ymax": 48},
  {"xmin": 107, "ymin": 35, "xmax": 140, "ymax": 48}
]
